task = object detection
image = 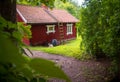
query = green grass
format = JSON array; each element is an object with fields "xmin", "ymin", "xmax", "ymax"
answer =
[{"xmin": 29, "ymin": 37, "xmax": 84, "ymax": 59}]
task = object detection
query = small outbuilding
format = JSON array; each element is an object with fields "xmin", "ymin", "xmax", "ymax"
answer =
[{"xmin": 17, "ymin": 4, "xmax": 79, "ymax": 46}]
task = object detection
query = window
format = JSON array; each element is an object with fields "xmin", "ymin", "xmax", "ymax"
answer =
[
  {"xmin": 67, "ymin": 24, "xmax": 73, "ymax": 35},
  {"xmin": 46, "ymin": 25, "xmax": 55, "ymax": 34}
]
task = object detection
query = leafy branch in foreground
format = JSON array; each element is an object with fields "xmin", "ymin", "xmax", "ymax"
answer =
[{"xmin": 0, "ymin": 16, "xmax": 70, "ymax": 82}]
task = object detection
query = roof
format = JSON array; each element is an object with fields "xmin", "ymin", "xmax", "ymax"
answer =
[
  {"xmin": 17, "ymin": 5, "xmax": 79, "ymax": 24},
  {"xmin": 50, "ymin": 9, "xmax": 78, "ymax": 23}
]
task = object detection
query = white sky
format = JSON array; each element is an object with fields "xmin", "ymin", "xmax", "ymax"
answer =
[{"xmin": 73, "ymin": 0, "xmax": 84, "ymax": 6}]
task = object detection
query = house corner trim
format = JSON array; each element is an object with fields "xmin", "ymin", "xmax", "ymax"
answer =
[{"xmin": 17, "ymin": 9, "xmax": 27, "ymax": 23}]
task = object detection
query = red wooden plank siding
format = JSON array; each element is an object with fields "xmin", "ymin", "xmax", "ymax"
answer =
[
  {"xmin": 64, "ymin": 23, "xmax": 77, "ymax": 40},
  {"xmin": 30, "ymin": 24, "xmax": 60, "ymax": 46}
]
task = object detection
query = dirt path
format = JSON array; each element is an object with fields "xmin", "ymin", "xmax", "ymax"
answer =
[{"xmin": 25, "ymin": 49, "xmax": 111, "ymax": 82}]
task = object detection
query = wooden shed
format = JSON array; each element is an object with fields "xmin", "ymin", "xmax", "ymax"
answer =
[{"xmin": 17, "ymin": 5, "xmax": 79, "ymax": 45}]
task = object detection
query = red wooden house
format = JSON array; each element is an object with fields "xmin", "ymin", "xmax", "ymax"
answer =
[{"xmin": 17, "ymin": 5, "xmax": 79, "ymax": 46}]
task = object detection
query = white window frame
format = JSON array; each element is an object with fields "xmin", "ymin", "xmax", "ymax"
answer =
[
  {"xmin": 67, "ymin": 24, "xmax": 73, "ymax": 35},
  {"xmin": 46, "ymin": 25, "xmax": 55, "ymax": 34}
]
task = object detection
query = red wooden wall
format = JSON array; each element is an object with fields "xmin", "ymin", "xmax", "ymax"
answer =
[
  {"xmin": 30, "ymin": 24, "xmax": 59, "ymax": 45},
  {"xmin": 62, "ymin": 23, "xmax": 76, "ymax": 40},
  {"xmin": 30, "ymin": 23, "xmax": 76, "ymax": 46},
  {"xmin": 17, "ymin": 13, "xmax": 77, "ymax": 46}
]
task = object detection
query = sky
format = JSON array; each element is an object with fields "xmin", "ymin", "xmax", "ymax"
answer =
[{"xmin": 73, "ymin": 0, "xmax": 84, "ymax": 6}]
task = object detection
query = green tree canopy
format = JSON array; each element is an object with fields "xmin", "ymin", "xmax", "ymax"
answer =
[{"xmin": 78, "ymin": 0, "xmax": 120, "ymax": 80}]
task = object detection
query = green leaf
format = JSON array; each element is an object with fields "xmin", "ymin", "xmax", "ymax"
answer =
[
  {"xmin": 16, "ymin": 63, "xmax": 33, "ymax": 80},
  {"xmin": 17, "ymin": 22, "xmax": 31, "ymax": 38},
  {"xmin": 0, "ymin": 16, "xmax": 7, "ymax": 30},
  {"xmin": 29, "ymin": 58, "xmax": 71, "ymax": 82},
  {"xmin": 0, "ymin": 64, "xmax": 7, "ymax": 75},
  {"xmin": 12, "ymin": 31, "xmax": 23, "ymax": 41},
  {"xmin": 7, "ymin": 21, "xmax": 17, "ymax": 29},
  {"xmin": 0, "ymin": 33, "xmax": 27, "ymax": 66},
  {"xmin": 30, "ymin": 77, "xmax": 47, "ymax": 82}
]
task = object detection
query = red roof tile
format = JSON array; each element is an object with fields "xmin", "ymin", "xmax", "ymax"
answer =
[
  {"xmin": 50, "ymin": 9, "xmax": 79, "ymax": 23},
  {"xmin": 17, "ymin": 5, "xmax": 79, "ymax": 24},
  {"xmin": 17, "ymin": 5, "xmax": 57, "ymax": 24}
]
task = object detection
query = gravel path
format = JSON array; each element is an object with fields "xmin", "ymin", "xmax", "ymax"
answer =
[{"xmin": 24, "ymin": 49, "xmax": 111, "ymax": 82}]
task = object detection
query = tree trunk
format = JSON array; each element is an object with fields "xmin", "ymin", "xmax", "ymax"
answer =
[{"xmin": 0, "ymin": 0, "xmax": 16, "ymax": 23}]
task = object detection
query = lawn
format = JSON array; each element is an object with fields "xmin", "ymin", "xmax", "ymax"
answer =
[{"xmin": 29, "ymin": 37, "xmax": 86, "ymax": 59}]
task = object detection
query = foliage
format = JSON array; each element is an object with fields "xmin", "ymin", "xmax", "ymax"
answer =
[
  {"xmin": 0, "ymin": 16, "xmax": 70, "ymax": 82},
  {"xmin": 78, "ymin": 0, "xmax": 120, "ymax": 58},
  {"xmin": 54, "ymin": 0, "xmax": 80, "ymax": 18},
  {"xmin": 17, "ymin": 0, "xmax": 55, "ymax": 8},
  {"xmin": 78, "ymin": 0, "xmax": 120, "ymax": 80},
  {"xmin": 17, "ymin": 0, "xmax": 67, "ymax": 8},
  {"xmin": 0, "ymin": 16, "xmax": 31, "ymax": 47}
]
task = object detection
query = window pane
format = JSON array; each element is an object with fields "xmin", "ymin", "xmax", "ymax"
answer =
[
  {"xmin": 67, "ymin": 24, "xmax": 73, "ymax": 35},
  {"xmin": 46, "ymin": 25, "xmax": 55, "ymax": 34},
  {"xmin": 49, "ymin": 27, "xmax": 53, "ymax": 31}
]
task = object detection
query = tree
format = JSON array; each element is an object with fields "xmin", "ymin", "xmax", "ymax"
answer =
[
  {"xmin": 0, "ymin": 0, "xmax": 16, "ymax": 23},
  {"xmin": 54, "ymin": 0, "xmax": 80, "ymax": 18},
  {"xmin": 78, "ymin": 0, "xmax": 120, "ymax": 81}
]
